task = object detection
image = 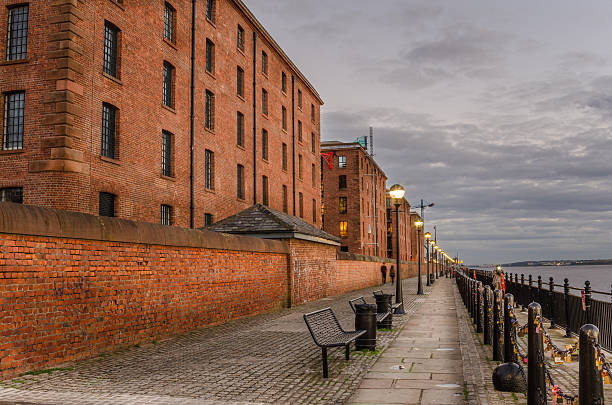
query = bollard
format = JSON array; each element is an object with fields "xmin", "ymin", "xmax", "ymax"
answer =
[
  {"xmin": 537, "ymin": 276, "xmax": 542, "ymax": 304},
  {"xmin": 493, "ymin": 289, "xmax": 504, "ymax": 361},
  {"xmin": 504, "ymin": 294, "xmax": 516, "ymax": 363},
  {"xmin": 579, "ymin": 324, "xmax": 604, "ymax": 404},
  {"xmin": 374, "ymin": 293, "xmax": 393, "ymax": 329},
  {"xmin": 528, "ymin": 275, "xmax": 533, "ymax": 305},
  {"xmin": 584, "ymin": 280, "xmax": 592, "ymax": 325},
  {"xmin": 354, "ymin": 303, "xmax": 377, "ymax": 350},
  {"xmin": 548, "ymin": 277, "xmax": 555, "ymax": 328},
  {"xmin": 476, "ymin": 281, "xmax": 483, "ymax": 333},
  {"xmin": 473, "ymin": 280, "xmax": 478, "ymax": 326},
  {"xmin": 483, "ymin": 285, "xmax": 492, "ymax": 345},
  {"xmin": 521, "ymin": 274, "xmax": 526, "ymax": 312},
  {"xmin": 527, "ymin": 302, "xmax": 546, "ymax": 405},
  {"xmin": 564, "ymin": 278, "xmax": 571, "ymax": 338}
]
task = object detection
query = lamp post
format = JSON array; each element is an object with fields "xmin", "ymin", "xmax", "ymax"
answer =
[
  {"xmin": 425, "ymin": 232, "xmax": 431, "ymax": 287},
  {"xmin": 415, "ymin": 219, "xmax": 424, "ymax": 295},
  {"xmin": 389, "ymin": 184, "xmax": 406, "ymax": 314},
  {"xmin": 433, "ymin": 245, "xmax": 439, "ymax": 279}
]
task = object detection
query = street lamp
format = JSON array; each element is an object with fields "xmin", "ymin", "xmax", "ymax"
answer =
[
  {"xmin": 389, "ymin": 184, "xmax": 406, "ymax": 314},
  {"xmin": 414, "ymin": 219, "xmax": 424, "ymax": 295},
  {"xmin": 425, "ymin": 232, "xmax": 431, "ymax": 287}
]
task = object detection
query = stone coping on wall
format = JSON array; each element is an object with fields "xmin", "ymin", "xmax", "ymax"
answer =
[
  {"xmin": 337, "ymin": 251, "xmax": 415, "ymax": 265},
  {"xmin": 0, "ymin": 202, "xmax": 288, "ymax": 254}
]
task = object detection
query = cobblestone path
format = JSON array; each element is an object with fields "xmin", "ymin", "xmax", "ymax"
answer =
[{"xmin": 0, "ymin": 277, "xmax": 431, "ymax": 405}]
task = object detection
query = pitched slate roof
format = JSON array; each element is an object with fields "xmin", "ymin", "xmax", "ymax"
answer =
[{"xmin": 205, "ymin": 204, "xmax": 340, "ymax": 245}]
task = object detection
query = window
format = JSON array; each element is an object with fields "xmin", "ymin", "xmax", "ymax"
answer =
[
  {"xmin": 6, "ymin": 5, "xmax": 28, "ymax": 61},
  {"xmin": 311, "ymin": 103, "xmax": 315, "ymax": 122},
  {"xmin": 163, "ymin": 61, "xmax": 175, "ymax": 108},
  {"xmin": 237, "ymin": 25, "xmax": 244, "ymax": 50},
  {"xmin": 103, "ymin": 21, "xmax": 119, "ymax": 77},
  {"xmin": 237, "ymin": 66, "xmax": 244, "ymax": 97},
  {"xmin": 2, "ymin": 92, "xmax": 25, "ymax": 151},
  {"xmin": 236, "ymin": 111, "xmax": 244, "ymax": 146},
  {"xmin": 339, "ymin": 197, "xmax": 347, "ymax": 214},
  {"xmin": 298, "ymin": 192, "xmax": 303, "ymax": 218},
  {"xmin": 261, "ymin": 89, "xmax": 268, "ymax": 115},
  {"xmin": 204, "ymin": 213, "xmax": 214, "ymax": 226},
  {"xmin": 164, "ymin": 3, "xmax": 175, "ymax": 43},
  {"xmin": 339, "ymin": 221, "xmax": 348, "ymax": 237},
  {"xmin": 161, "ymin": 130, "xmax": 173, "ymax": 177},
  {"xmin": 99, "ymin": 192, "xmax": 115, "ymax": 217},
  {"xmin": 312, "ymin": 199, "xmax": 316, "ymax": 223},
  {"xmin": 0, "ymin": 187, "xmax": 22, "ymax": 203},
  {"xmin": 312, "ymin": 163, "xmax": 316, "ymax": 187},
  {"xmin": 311, "ymin": 132, "xmax": 315, "ymax": 153},
  {"xmin": 206, "ymin": 0, "xmax": 215, "ymax": 22},
  {"xmin": 205, "ymin": 90, "xmax": 214, "ymax": 130},
  {"xmin": 205, "ymin": 39, "xmax": 215, "ymax": 73},
  {"xmin": 160, "ymin": 204, "xmax": 172, "ymax": 225},
  {"xmin": 237, "ymin": 164, "xmax": 244, "ymax": 199},
  {"xmin": 282, "ymin": 143, "xmax": 287, "ymax": 171},
  {"xmin": 340, "ymin": 246, "xmax": 349, "ymax": 252},
  {"xmin": 101, "ymin": 103, "xmax": 117, "ymax": 158},
  {"xmin": 281, "ymin": 72, "xmax": 287, "ymax": 93},
  {"xmin": 282, "ymin": 106, "xmax": 287, "ymax": 130},
  {"xmin": 339, "ymin": 175, "xmax": 347, "ymax": 189},
  {"xmin": 297, "ymin": 89, "xmax": 302, "ymax": 109},
  {"xmin": 282, "ymin": 185, "xmax": 288, "ymax": 213},
  {"xmin": 262, "ymin": 175, "xmax": 268, "ymax": 206},
  {"xmin": 297, "ymin": 120, "xmax": 302, "ymax": 142},
  {"xmin": 261, "ymin": 51, "xmax": 268, "ymax": 74},
  {"xmin": 261, "ymin": 129, "xmax": 268, "ymax": 160},
  {"xmin": 298, "ymin": 154, "xmax": 302, "ymax": 179},
  {"xmin": 338, "ymin": 155, "xmax": 346, "ymax": 168},
  {"xmin": 204, "ymin": 149, "xmax": 214, "ymax": 190}
]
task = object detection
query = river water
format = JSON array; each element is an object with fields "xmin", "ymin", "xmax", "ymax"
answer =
[{"xmin": 478, "ymin": 264, "xmax": 612, "ymax": 301}]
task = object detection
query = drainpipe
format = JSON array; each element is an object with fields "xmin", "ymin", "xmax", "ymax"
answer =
[
  {"xmin": 189, "ymin": 0, "xmax": 196, "ymax": 228},
  {"xmin": 252, "ymin": 32, "xmax": 257, "ymax": 204}
]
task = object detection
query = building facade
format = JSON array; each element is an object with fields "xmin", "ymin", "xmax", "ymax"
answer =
[
  {"xmin": 0, "ymin": 0, "xmax": 322, "ymax": 228},
  {"xmin": 321, "ymin": 141, "xmax": 387, "ymax": 256},
  {"xmin": 409, "ymin": 212, "xmax": 424, "ymax": 263}
]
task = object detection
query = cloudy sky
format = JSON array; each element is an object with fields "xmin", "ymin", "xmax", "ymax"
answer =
[{"xmin": 244, "ymin": 0, "xmax": 612, "ymax": 264}]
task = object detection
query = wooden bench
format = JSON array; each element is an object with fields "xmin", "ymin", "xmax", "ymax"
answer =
[
  {"xmin": 348, "ymin": 297, "xmax": 390, "ymax": 325},
  {"xmin": 303, "ymin": 307, "xmax": 366, "ymax": 378},
  {"xmin": 373, "ymin": 290, "xmax": 402, "ymax": 311}
]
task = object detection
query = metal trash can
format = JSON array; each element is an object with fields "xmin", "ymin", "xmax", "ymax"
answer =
[
  {"xmin": 355, "ymin": 303, "xmax": 377, "ymax": 350},
  {"xmin": 430, "ymin": 274, "xmax": 435, "ymax": 284},
  {"xmin": 374, "ymin": 293, "xmax": 393, "ymax": 329}
]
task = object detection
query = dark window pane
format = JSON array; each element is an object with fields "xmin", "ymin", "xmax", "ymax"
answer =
[
  {"xmin": 205, "ymin": 90, "xmax": 214, "ymax": 130},
  {"xmin": 282, "ymin": 143, "xmax": 287, "ymax": 170},
  {"xmin": 262, "ymin": 176, "xmax": 268, "ymax": 206},
  {"xmin": 237, "ymin": 164, "xmax": 244, "ymax": 199},
  {"xmin": 164, "ymin": 3, "xmax": 175, "ymax": 43},
  {"xmin": 237, "ymin": 66, "xmax": 244, "ymax": 96},
  {"xmin": 101, "ymin": 103, "xmax": 117, "ymax": 158},
  {"xmin": 299, "ymin": 193, "xmax": 303, "ymax": 218},
  {"xmin": 206, "ymin": 39, "xmax": 214, "ymax": 73},
  {"xmin": 206, "ymin": 0, "xmax": 215, "ymax": 21},
  {"xmin": 162, "ymin": 131, "xmax": 172, "ymax": 176},
  {"xmin": 261, "ymin": 129, "xmax": 268, "ymax": 160},
  {"xmin": 298, "ymin": 120, "xmax": 302, "ymax": 141},
  {"xmin": 204, "ymin": 213, "xmax": 214, "ymax": 226},
  {"xmin": 103, "ymin": 22, "xmax": 119, "ymax": 77},
  {"xmin": 205, "ymin": 149, "xmax": 214, "ymax": 190},
  {"xmin": 236, "ymin": 112, "xmax": 244, "ymax": 146},
  {"xmin": 339, "ymin": 197, "xmax": 347, "ymax": 214},
  {"xmin": 3, "ymin": 92, "xmax": 25, "ymax": 150},
  {"xmin": 281, "ymin": 72, "xmax": 286, "ymax": 93},
  {"xmin": 6, "ymin": 5, "xmax": 28, "ymax": 61},
  {"xmin": 298, "ymin": 90, "xmax": 302, "ymax": 108},
  {"xmin": 262, "ymin": 89, "xmax": 268, "ymax": 115},
  {"xmin": 161, "ymin": 204, "xmax": 172, "ymax": 225},
  {"xmin": 163, "ymin": 62, "xmax": 174, "ymax": 107},
  {"xmin": 282, "ymin": 106, "xmax": 287, "ymax": 130},
  {"xmin": 237, "ymin": 25, "xmax": 244, "ymax": 50},
  {"xmin": 311, "ymin": 132, "xmax": 315, "ymax": 153},
  {"xmin": 99, "ymin": 192, "xmax": 115, "ymax": 217},
  {"xmin": 339, "ymin": 175, "xmax": 347, "ymax": 189},
  {"xmin": 312, "ymin": 199, "xmax": 316, "ymax": 223},
  {"xmin": 282, "ymin": 185, "xmax": 287, "ymax": 213},
  {"xmin": 0, "ymin": 187, "xmax": 23, "ymax": 203},
  {"xmin": 262, "ymin": 51, "xmax": 267, "ymax": 74}
]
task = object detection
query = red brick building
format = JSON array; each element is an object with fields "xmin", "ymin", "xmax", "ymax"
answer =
[
  {"xmin": 321, "ymin": 141, "xmax": 387, "ymax": 256},
  {"xmin": 0, "ymin": 0, "xmax": 322, "ymax": 228},
  {"xmin": 385, "ymin": 195, "xmax": 411, "ymax": 262},
  {"xmin": 409, "ymin": 212, "xmax": 424, "ymax": 263}
]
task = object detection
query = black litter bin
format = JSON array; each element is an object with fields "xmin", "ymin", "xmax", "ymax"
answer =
[
  {"xmin": 374, "ymin": 293, "xmax": 393, "ymax": 329},
  {"xmin": 354, "ymin": 303, "xmax": 377, "ymax": 350},
  {"xmin": 430, "ymin": 274, "xmax": 435, "ymax": 284}
]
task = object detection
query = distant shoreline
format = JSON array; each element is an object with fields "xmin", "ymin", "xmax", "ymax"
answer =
[{"xmin": 475, "ymin": 260, "xmax": 612, "ymax": 268}]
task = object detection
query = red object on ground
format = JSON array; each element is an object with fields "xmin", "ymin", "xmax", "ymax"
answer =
[{"xmin": 501, "ymin": 274, "xmax": 506, "ymax": 293}]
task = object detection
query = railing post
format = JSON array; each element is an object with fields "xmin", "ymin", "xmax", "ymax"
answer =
[
  {"xmin": 579, "ymin": 324, "xmax": 604, "ymax": 404},
  {"xmin": 527, "ymin": 302, "xmax": 546, "ymax": 405},
  {"xmin": 537, "ymin": 275, "xmax": 542, "ymax": 304},
  {"xmin": 473, "ymin": 280, "xmax": 478, "ymax": 326},
  {"xmin": 548, "ymin": 277, "xmax": 555, "ymax": 328},
  {"xmin": 476, "ymin": 281, "xmax": 483, "ymax": 333},
  {"xmin": 564, "ymin": 278, "xmax": 571, "ymax": 338},
  {"xmin": 521, "ymin": 274, "xmax": 526, "ymax": 312},
  {"xmin": 468, "ymin": 279, "xmax": 474, "ymax": 319},
  {"xmin": 584, "ymin": 280, "xmax": 592, "ymax": 325},
  {"xmin": 504, "ymin": 293, "xmax": 516, "ymax": 363},
  {"xmin": 493, "ymin": 289, "xmax": 504, "ymax": 361},
  {"xmin": 483, "ymin": 285, "xmax": 492, "ymax": 345},
  {"xmin": 528, "ymin": 275, "xmax": 533, "ymax": 305}
]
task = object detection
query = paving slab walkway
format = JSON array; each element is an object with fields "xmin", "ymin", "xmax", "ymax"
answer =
[
  {"xmin": 0, "ymin": 276, "xmax": 432, "ymax": 405},
  {"xmin": 347, "ymin": 277, "xmax": 466, "ymax": 405}
]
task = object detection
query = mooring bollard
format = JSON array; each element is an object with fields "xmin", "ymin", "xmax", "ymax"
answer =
[
  {"xmin": 564, "ymin": 278, "xmax": 571, "ymax": 338},
  {"xmin": 527, "ymin": 302, "xmax": 546, "ymax": 405},
  {"xmin": 521, "ymin": 274, "xmax": 526, "ymax": 312},
  {"xmin": 504, "ymin": 293, "xmax": 516, "ymax": 363},
  {"xmin": 579, "ymin": 324, "xmax": 604, "ymax": 404},
  {"xmin": 493, "ymin": 289, "xmax": 504, "ymax": 361},
  {"xmin": 584, "ymin": 280, "xmax": 592, "ymax": 325},
  {"xmin": 484, "ymin": 285, "xmax": 492, "ymax": 344},
  {"xmin": 548, "ymin": 277, "xmax": 555, "ymax": 328},
  {"xmin": 476, "ymin": 281, "xmax": 483, "ymax": 333}
]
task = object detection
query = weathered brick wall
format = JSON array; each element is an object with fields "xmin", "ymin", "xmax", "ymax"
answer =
[{"xmin": 288, "ymin": 238, "xmax": 337, "ymax": 305}]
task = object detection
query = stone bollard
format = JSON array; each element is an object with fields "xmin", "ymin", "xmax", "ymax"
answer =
[
  {"xmin": 579, "ymin": 324, "xmax": 605, "ymax": 404},
  {"xmin": 483, "ymin": 285, "xmax": 492, "ymax": 345},
  {"xmin": 493, "ymin": 289, "xmax": 504, "ymax": 362},
  {"xmin": 504, "ymin": 294, "xmax": 516, "ymax": 363},
  {"xmin": 476, "ymin": 281, "xmax": 483, "ymax": 333},
  {"xmin": 527, "ymin": 302, "xmax": 546, "ymax": 405},
  {"xmin": 354, "ymin": 304, "xmax": 377, "ymax": 350}
]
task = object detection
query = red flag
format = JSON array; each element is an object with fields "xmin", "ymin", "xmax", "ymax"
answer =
[{"xmin": 321, "ymin": 152, "xmax": 334, "ymax": 169}]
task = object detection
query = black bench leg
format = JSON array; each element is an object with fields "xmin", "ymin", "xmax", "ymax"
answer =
[
  {"xmin": 345, "ymin": 343, "xmax": 350, "ymax": 360},
  {"xmin": 321, "ymin": 347, "xmax": 328, "ymax": 378}
]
